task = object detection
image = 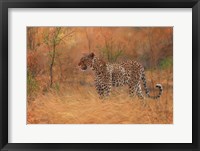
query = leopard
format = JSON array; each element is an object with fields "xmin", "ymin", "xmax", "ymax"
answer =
[{"xmin": 78, "ymin": 52, "xmax": 163, "ymax": 99}]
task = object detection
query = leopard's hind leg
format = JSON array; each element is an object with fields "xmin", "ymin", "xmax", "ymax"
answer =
[
  {"xmin": 128, "ymin": 82, "xmax": 144, "ymax": 99},
  {"xmin": 135, "ymin": 81, "xmax": 144, "ymax": 99}
]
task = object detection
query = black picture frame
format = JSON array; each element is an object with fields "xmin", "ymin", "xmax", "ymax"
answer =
[{"xmin": 0, "ymin": 0, "xmax": 199, "ymax": 151}]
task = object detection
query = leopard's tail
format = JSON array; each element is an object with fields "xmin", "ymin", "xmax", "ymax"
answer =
[{"xmin": 141, "ymin": 69, "xmax": 163, "ymax": 99}]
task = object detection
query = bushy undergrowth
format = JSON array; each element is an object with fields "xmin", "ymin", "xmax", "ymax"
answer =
[
  {"xmin": 159, "ymin": 57, "xmax": 173, "ymax": 69},
  {"xmin": 27, "ymin": 70, "xmax": 38, "ymax": 100}
]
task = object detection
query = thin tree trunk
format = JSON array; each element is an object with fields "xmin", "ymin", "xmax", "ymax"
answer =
[
  {"xmin": 50, "ymin": 42, "xmax": 56, "ymax": 87},
  {"xmin": 57, "ymin": 54, "xmax": 63, "ymax": 82}
]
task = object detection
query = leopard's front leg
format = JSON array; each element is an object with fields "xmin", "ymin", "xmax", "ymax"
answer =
[
  {"xmin": 95, "ymin": 78, "xmax": 103, "ymax": 99},
  {"xmin": 103, "ymin": 71, "xmax": 112, "ymax": 97},
  {"xmin": 95, "ymin": 79, "xmax": 111, "ymax": 99},
  {"xmin": 103, "ymin": 83, "xmax": 112, "ymax": 97},
  {"xmin": 95, "ymin": 83, "xmax": 104, "ymax": 99}
]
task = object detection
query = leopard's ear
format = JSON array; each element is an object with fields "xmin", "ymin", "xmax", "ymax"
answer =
[{"xmin": 88, "ymin": 52, "xmax": 95, "ymax": 59}]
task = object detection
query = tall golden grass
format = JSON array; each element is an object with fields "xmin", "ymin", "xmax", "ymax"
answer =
[{"xmin": 27, "ymin": 69, "xmax": 173, "ymax": 124}]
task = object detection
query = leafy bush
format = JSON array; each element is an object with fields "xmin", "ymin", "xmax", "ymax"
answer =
[
  {"xmin": 97, "ymin": 41, "xmax": 124, "ymax": 63},
  {"xmin": 27, "ymin": 51, "xmax": 41, "ymax": 77},
  {"xmin": 159, "ymin": 57, "xmax": 173, "ymax": 69},
  {"xmin": 100, "ymin": 47, "xmax": 123, "ymax": 62},
  {"xmin": 53, "ymin": 82, "xmax": 60, "ymax": 92},
  {"xmin": 27, "ymin": 70, "xmax": 38, "ymax": 99}
]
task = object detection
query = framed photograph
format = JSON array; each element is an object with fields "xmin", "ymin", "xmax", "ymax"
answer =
[{"xmin": 0, "ymin": 0, "xmax": 199, "ymax": 150}]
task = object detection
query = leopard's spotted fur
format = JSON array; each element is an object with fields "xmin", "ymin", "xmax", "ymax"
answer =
[{"xmin": 78, "ymin": 52, "xmax": 163, "ymax": 99}]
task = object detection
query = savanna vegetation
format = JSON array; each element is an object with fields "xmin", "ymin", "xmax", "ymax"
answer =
[{"xmin": 27, "ymin": 27, "xmax": 173, "ymax": 124}]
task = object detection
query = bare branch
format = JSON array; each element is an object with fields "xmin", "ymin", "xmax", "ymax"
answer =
[{"xmin": 58, "ymin": 30, "xmax": 75, "ymax": 44}]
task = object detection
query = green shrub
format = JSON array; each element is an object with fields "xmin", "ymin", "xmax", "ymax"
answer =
[
  {"xmin": 104, "ymin": 48, "xmax": 123, "ymax": 62},
  {"xmin": 159, "ymin": 57, "xmax": 173, "ymax": 69},
  {"xmin": 27, "ymin": 70, "xmax": 38, "ymax": 98},
  {"xmin": 53, "ymin": 82, "xmax": 60, "ymax": 92},
  {"xmin": 97, "ymin": 45, "xmax": 124, "ymax": 63}
]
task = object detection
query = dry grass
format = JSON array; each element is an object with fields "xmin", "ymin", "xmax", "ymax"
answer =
[{"xmin": 27, "ymin": 69, "xmax": 173, "ymax": 124}]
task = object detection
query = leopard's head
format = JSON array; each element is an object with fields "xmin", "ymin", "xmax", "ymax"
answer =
[{"xmin": 78, "ymin": 52, "xmax": 95, "ymax": 71}]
